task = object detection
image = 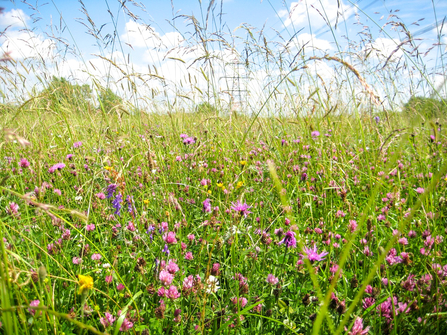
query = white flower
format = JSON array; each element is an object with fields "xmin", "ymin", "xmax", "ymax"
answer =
[
  {"xmin": 205, "ymin": 275, "xmax": 220, "ymax": 294},
  {"xmin": 74, "ymin": 196, "xmax": 83, "ymax": 203}
]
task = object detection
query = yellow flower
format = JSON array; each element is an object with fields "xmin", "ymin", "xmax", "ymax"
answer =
[
  {"xmin": 236, "ymin": 181, "xmax": 244, "ymax": 189},
  {"xmin": 207, "ymin": 190, "xmax": 212, "ymax": 194},
  {"xmin": 104, "ymin": 166, "xmax": 113, "ymax": 171},
  {"xmin": 78, "ymin": 274, "xmax": 93, "ymax": 295},
  {"xmin": 239, "ymin": 160, "xmax": 247, "ymax": 166},
  {"xmin": 143, "ymin": 199, "xmax": 149, "ymax": 205},
  {"xmin": 216, "ymin": 182, "xmax": 225, "ymax": 190}
]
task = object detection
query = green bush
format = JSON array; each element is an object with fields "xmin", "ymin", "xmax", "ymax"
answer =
[{"xmin": 403, "ymin": 96, "xmax": 447, "ymax": 119}]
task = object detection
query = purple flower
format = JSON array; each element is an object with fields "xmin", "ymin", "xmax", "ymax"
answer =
[
  {"xmin": 230, "ymin": 200, "xmax": 252, "ymax": 217},
  {"xmin": 311, "ymin": 131, "xmax": 320, "ymax": 137},
  {"xmin": 183, "ymin": 137, "xmax": 195, "ymax": 145},
  {"xmin": 73, "ymin": 141, "xmax": 83, "ymax": 148},
  {"xmin": 28, "ymin": 300, "xmax": 40, "ymax": 316},
  {"xmin": 203, "ymin": 198, "xmax": 212, "ymax": 213},
  {"xmin": 303, "ymin": 245, "xmax": 328, "ymax": 262},
  {"xmin": 279, "ymin": 231, "xmax": 297, "ymax": 248},
  {"xmin": 100, "ymin": 312, "xmax": 116, "ymax": 328},
  {"xmin": 348, "ymin": 317, "xmax": 370, "ymax": 335},
  {"xmin": 112, "ymin": 193, "xmax": 123, "ymax": 216},
  {"xmin": 373, "ymin": 116, "xmax": 380, "ymax": 124},
  {"xmin": 106, "ymin": 184, "xmax": 117, "ymax": 199}
]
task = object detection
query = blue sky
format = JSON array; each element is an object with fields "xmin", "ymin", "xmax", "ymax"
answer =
[{"xmin": 0, "ymin": 0, "xmax": 446, "ymax": 107}]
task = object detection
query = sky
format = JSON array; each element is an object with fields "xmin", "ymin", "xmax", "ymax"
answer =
[{"xmin": 0, "ymin": 0, "xmax": 446, "ymax": 109}]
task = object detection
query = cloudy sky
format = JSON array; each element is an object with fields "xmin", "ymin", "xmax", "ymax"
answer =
[{"xmin": 0, "ymin": 0, "xmax": 445, "ymax": 108}]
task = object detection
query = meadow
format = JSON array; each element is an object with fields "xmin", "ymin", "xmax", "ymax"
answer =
[{"xmin": 1, "ymin": 1, "xmax": 447, "ymax": 334}]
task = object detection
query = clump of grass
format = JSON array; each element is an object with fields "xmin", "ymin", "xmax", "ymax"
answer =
[{"xmin": 0, "ymin": 0, "xmax": 446, "ymax": 334}]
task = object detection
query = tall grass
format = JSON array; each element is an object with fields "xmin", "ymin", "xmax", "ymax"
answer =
[{"xmin": 0, "ymin": 0, "xmax": 447, "ymax": 334}]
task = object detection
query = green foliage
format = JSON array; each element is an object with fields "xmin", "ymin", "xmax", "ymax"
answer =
[
  {"xmin": 195, "ymin": 102, "xmax": 218, "ymax": 116},
  {"xmin": 98, "ymin": 87, "xmax": 122, "ymax": 113},
  {"xmin": 403, "ymin": 96, "xmax": 447, "ymax": 119},
  {"xmin": 38, "ymin": 77, "xmax": 93, "ymax": 113}
]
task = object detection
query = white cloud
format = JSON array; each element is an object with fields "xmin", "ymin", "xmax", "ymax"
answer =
[
  {"xmin": 279, "ymin": 0, "xmax": 355, "ymax": 30},
  {"xmin": 121, "ymin": 21, "xmax": 184, "ymax": 49},
  {"xmin": 289, "ymin": 33, "xmax": 332, "ymax": 51},
  {"xmin": 0, "ymin": 30, "xmax": 55, "ymax": 60},
  {"xmin": 363, "ymin": 38, "xmax": 404, "ymax": 63},
  {"xmin": 0, "ymin": 9, "xmax": 29, "ymax": 28}
]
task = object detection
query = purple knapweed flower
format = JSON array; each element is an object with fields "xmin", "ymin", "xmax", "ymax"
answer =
[
  {"xmin": 279, "ymin": 231, "xmax": 297, "ymax": 248},
  {"xmin": 230, "ymin": 200, "xmax": 252, "ymax": 217},
  {"xmin": 303, "ymin": 245, "xmax": 329, "ymax": 262}
]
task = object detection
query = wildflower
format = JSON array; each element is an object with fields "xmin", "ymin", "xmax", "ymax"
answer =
[
  {"xmin": 73, "ymin": 141, "xmax": 83, "ymax": 148},
  {"xmin": 230, "ymin": 200, "xmax": 252, "ymax": 217},
  {"xmin": 73, "ymin": 257, "xmax": 82, "ymax": 265},
  {"xmin": 159, "ymin": 270, "xmax": 174, "ymax": 286},
  {"xmin": 416, "ymin": 187, "xmax": 425, "ymax": 194},
  {"xmin": 239, "ymin": 160, "xmax": 247, "ymax": 166},
  {"xmin": 48, "ymin": 163, "xmax": 65, "ymax": 173},
  {"xmin": 185, "ymin": 252, "xmax": 194, "ymax": 260},
  {"xmin": 105, "ymin": 275, "xmax": 113, "ymax": 283},
  {"xmin": 311, "ymin": 131, "xmax": 320, "ymax": 137},
  {"xmin": 174, "ymin": 308, "xmax": 182, "ymax": 323},
  {"xmin": 91, "ymin": 253, "xmax": 101, "ymax": 261},
  {"xmin": 266, "ymin": 274, "xmax": 279, "ymax": 285},
  {"xmin": 86, "ymin": 224, "xmax": 95, "ymax": 231},
  {"xmin": 231, "ymin": 297, "xmax": 248, "ymax": 308},
  {"xmin": 106, "ymin": 184, "xmax": 117, "ymax": 199},
  {"xmin": 53, "ymin": 189, "xmax": 62, "ymax": 196},
  {"xmin": 78, "ymin": 274, "xmax": 94, "ymax": 295},
  {"xmin": 278, "ymin": 231, "xmax": 297, "ymax": 248},
  {"xmin": 112, "ymin": 193, "xmax": 123, "ymax": 216},
  {"xmin": 205, "ymin": 275, "xmax": 220, "ymax": 294},
  {"xmin": 303, "ymin": 245, "xmax": 328, "ymax": 262},
  {"xmin": 119, "ymin": 317, "xmax": 133, "ymax": 332},
  {"xmin": 211, "ymin": 263, "xmax": 220, "ymax": 276},
  {"xmin": 162, "ymin": 244, "xmax": 170, "ymax": 256},
  {"xmin": 236, "ymin": 181, "xmax": 244, "ymax": 189},
  {"xmin": 6, "ymin": 202, "xmax": 19, "ymax": 215},
  {"xmin": 100, "ymin": 312, "xmax": 116, "ymax": 328},
  {"xmin": 166, "ymin": 285, "xmax": 181, "ymax": 299},
  {"xmin": 28, "ymin": 300, "xmax": 40, "ymax": 316},
  {"xmin": 348, "ymin": 317, "xmax": 370, "ymax": 335},
  {"xmin": 117, "ymin": 283, "xmax": 125, "ymax": 291},
  {"xmin": 167, "ymin": 260, "xmax": 179, "ymax": 274},
  {"xmin": 20, "ymin": 158, "xmax": 30, "ymax": 168},
  {"xmin": 95, "ymin": 192, "xmax": 105, "ymax": 199},
  {"xmin": 163, "ymin": 231, "xmax": 177, "ymax": 244},
  {"xmin": 348, "ymin": 220, "xmax": 357, "ymax": 232},
  {"xmin": 203, "ymin": 198, "xmax": 212, "ymax": 213}
]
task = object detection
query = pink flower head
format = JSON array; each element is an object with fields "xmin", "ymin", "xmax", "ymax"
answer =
[
  {"xmin": 163, "ymin": 231, "xmax": 177, "ymax": 244},
  {"xmin": 185, "ymin": 252, "xmax": 194, "ymax": 260},
  {"xmin": 91, "ymin": 253, "xmax": 101, "ymax": 260},
  {"xmin": 73, "ymin": 141, "xmax": 83, "ymax": 148},
  {"xmin": 28, "ymin": 300, "xmax": 40, "ymax": 316},
  {"xmin": 303, "ymin": 245, "xmax": 329, "ymax": 262},
  {"xmin": 230, "ymin": 200, "xmax": 252, "ymax": 217},
  {"xmin": 167, "ymin": 260, "xmax": 180, "ymax": 274},
  {"xmin": 86, "ymin": 224, "xmax": 95, "ymax": 231},
  {"xmin": 100, "ymin": 312, "xmax": 116, "ymax": 328},
  {"xmin": 348, "ymin": 317, "xmax": 370, "ymax": 335},
  {"xmin": 416, "ymin": 187, "xmax": 425, "ymax": 194},
  {"xmin": 20, "ymin": 158, "xmax": 30, "ymax": 168},
  {"xmin": 159, "ymin": 270, "xmax": 174, "ymax": 286},
  {"xmin": 105, "ymin": 275, "xmax": 113, "ymax": 283},
  {"xmin": 117, "ymin": 283, "xmax": 125, "ymax": 291},
  {"xmin": 166, "ymin": 285, "xmax": 181, "ymax": 299},
  {"xmin": 267, "ymin": 274, "xmax": 279, "ymax": 285},
  {"xmin": 279, "ymin": 231, "xmax": 297, "ymax": 248},
  {"xmin": 95, "ymin": 192, "xmax": 106, "ymax": 200}
]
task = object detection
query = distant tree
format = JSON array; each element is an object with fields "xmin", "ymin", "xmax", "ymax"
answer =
[
  {"xmin": 403, "ymin": 96, "xmax": 447, "ymax": 119},
  {"xmin": 39, "ymin": 76, "xmax": 93, "ymax": 112},
  {"xmin": 98, "ymin": 87, "xmax": 122, "ymax": 113},
  {"xmin": 195, "ymin": 102, "xmax": 218, "ymax": 115}
]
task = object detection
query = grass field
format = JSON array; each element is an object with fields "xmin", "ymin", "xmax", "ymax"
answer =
[{"xmin": 1, "ymin": 1, "xmax": 447, "ymax": 334}]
